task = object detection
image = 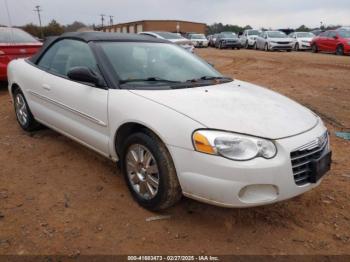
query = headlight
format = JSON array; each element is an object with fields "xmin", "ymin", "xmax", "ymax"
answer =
[{"xmin": 192, "ymin": 130, "xmax": 277, "ymax": 161}]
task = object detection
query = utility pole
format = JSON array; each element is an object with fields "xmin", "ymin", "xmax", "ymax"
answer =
[
  {"xmin": 33, "ymin": 5, "xmax": 44, "ymax": 39},
  {"xmin": 100, "ymin": 14, "xmax": 106, "ymax": 29},
  {"xmin": 109, "ymin": 15, "xmax": 114, "ymax": 26}
]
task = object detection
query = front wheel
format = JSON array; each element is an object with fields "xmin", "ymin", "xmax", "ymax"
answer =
[
  {"xmin": 264, "ymin": 43, "xmax": 269, "ymax": 52},
  {"xmin": 336, "ymin": 45, "xmax": 344, "ymax": 56},
  {"xmin": 312, "ymin": 44, "xmax": 318, "ymax": 53},
  {"xmin": 295, "ymin": 43, "xmax": 300, "ymax": 51},
  {"xmin": 121, "ymin": 131, "xmax": 182, "ymax": 210}
]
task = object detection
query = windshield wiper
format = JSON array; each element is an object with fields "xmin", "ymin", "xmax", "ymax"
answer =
[
  {"xmin": 120, "ymin": 77, "xmax": 182, "ymax": 84},
  {"xmin": 186, "ymin": 76, "xmax": 233, "ymax": 82}
]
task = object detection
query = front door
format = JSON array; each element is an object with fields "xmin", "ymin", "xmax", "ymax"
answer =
[{"xmin": 34, "ymin": 39, "xmax": 109, "ymax": 156}]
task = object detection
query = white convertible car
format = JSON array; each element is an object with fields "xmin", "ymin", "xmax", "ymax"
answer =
[{"xmin": 7, "ymin": 32, "xmax": 332, "ymax": 210}]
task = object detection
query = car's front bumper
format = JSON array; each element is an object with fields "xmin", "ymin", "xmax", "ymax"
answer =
[
  {"xmin": 221, "ymin": 42, "xmax": 241, "ymax": 48},
  {"xmin": 193, "ymin": 41, "xmax": 209, "ymax": 48},
  {"xmin": 169, "ymin": 121, "xmax": 330, "ymax": 208},
  {"xmin": 269, "ymin": 42, "xmax": 293, "ymax": 51},
  {"xmin": 299, "ymin": 41, "xmax": 312, "ymax": 50}
]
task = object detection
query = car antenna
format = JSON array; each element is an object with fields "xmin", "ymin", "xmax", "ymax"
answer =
[{"xmin": 4, "ymin": 0, "xmax": 14, "ymax": 43}]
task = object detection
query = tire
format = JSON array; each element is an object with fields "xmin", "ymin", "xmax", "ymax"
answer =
[
  {"xmin": 264, "ymin": 43, "xmax": 269, "ymax": 52},
  {"xmin": 13, "ymin": 87, "xmax": 41, "ymax": 132},
  {"xmin": 121, "ymin": 131, "xmax": 182, "ymax": 210},
  {"xmin": 312, "ymin": 44, "xmax": 318, "ymax": 53},
  {"xmin": 219, "ymin": 42, "xmax": 223, "ymax": 49},
  {"xmin": 254, "ymin": 42, "xmax": 258, "ymax": 50},
  {"xmin": 245, "ymin": 41, "xmax": 249, "ymax": 49},
  {"xmin": 336, "ymin": 45, "xmax": 344, "ymax": 56},
  {"xmin": 295, "ymin": 43, "xmax": 299, "ymax": 51}
]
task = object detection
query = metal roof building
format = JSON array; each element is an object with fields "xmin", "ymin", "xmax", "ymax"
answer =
[{"xmin": 101, "ymin": 20, "xmax": 207, "ymax": 34}]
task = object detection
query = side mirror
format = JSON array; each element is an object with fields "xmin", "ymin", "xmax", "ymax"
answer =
[{"xmin": 67, "ymin": 66, "xmax": 105, "ymax": 87}]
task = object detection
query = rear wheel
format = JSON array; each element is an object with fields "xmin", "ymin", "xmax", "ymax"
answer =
[
  {"xmin": 254, "ymin": 42, "xmax": 258, "ymax": 50},
  {"xmin": 121, "ymin": 131, "xmax": 182, "ymax": 210},
  {"xmin": 245, "ymin": 41, "xmax": 249, "ymax": 49},
  {"xmin": 336, "ymin": 45, "xmax": 344, "ymax": 56},
  {"xmin": 312, "ymin": 44, "xmax": 318, "ymax": 53},
  {"xmin": 13, "ymin": 88, "xmax": 41, "ymax": 132}
]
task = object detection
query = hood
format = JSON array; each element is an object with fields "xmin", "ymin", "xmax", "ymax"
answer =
[
  {"xmin": 132, "ymin": 80, "xmax": 318, "ymax": 140},
  {"xmin": 171, "ymin": 39, "xmax": 193, "ymax": 45},
  {"xmin": 220, "ymin": 38, "xmax": 238, "ymax": 41},
  {"xmin": 268, "ymin": 37, "xmax": 293, "ymax": 42},
  {"xmin": 192, "ymin": 39, "xmax": 207, "ymax": 42},
  {"xmin": 298, "ymin": 37, "xmax": 313, "ymax": 42}
]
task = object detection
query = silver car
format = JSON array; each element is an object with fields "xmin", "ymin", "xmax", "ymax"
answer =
[
  {"xmin": 139, "ymin": 31, "xmax": 194, "ymax": 52},
  {"xmin": 240, "ymin": 29, "xmax": 261, "ymax": 49},
  {"xmin": 255, "ymin": 31, "xmax": 294, "ymax": 52}
]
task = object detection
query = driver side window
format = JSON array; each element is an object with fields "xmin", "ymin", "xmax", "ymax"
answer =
[{"xmin": 37, "ymin": 39, "xmax": 97, "ymax": 77}]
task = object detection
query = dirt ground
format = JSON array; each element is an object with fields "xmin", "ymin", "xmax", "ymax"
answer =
[{"xmin": 0, "ymin": 49, "xmax": 349, "ymax": 256}]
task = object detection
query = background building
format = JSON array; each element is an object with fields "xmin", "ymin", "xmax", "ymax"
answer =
[{"xmin": 101, "ymin": 20, "xmax": 207, "ymax": 34}]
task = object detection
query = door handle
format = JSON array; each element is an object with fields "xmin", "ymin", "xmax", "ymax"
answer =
[{"xmin": 42, "ymin": 84, "xmax": 51, "ymax": 91}]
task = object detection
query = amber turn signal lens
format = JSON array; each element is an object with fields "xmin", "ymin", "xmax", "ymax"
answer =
[{"xmin": 193, "ymin": 132, "xmax": 215, "ymax": 154}]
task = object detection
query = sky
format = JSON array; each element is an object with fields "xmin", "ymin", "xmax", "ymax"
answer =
[{"xmin": 1, "ymin": 0, "xmax": 349, "ymax": 29}]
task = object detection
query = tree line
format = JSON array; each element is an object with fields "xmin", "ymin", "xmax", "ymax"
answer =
[{"xmin": 206, "ymin": 23, "xmax": 343, "ymax": 34}]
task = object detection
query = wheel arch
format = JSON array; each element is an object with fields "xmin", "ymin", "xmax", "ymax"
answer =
[{"xmin": 113, "ymin": 121, "xmax": 171, "ymax": 159}]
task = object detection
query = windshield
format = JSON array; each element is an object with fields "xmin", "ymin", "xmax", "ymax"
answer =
[
  {"xmin": 339, "ymin": 31, "xmax": 350, "ymax": 38},
  {"xmin": 191, "ymin": 34, "xmax": 206, "ymax": 39},
  {"xmin": 267, "ymin": 31, "xmax": 287, "ymax": 38},
  {"xmin": 296, "ymin": 32, "xmax": 314, "ymax": 38},
  {"xmin": 99, "ymin": 42, "xmax": 225, "ymax": 89},
  {"xmin": 248, "ymin": 30, "xmax": 260, "ymax": 36},
  {"xmin": 220, "ymin": 33, "xmax": 237, "ymax": 38},
  {"xmin": 155, "ymin": 32, "xmax": 184, "ymax": 40},
  {"xmin": 0, "ymin": 27, "xmax": 39, "ymax": 43}
]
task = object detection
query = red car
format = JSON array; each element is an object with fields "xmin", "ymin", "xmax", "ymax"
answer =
[
  {"xmin": 311, "ymin": 30, "xmax": 350, "ymax": 55},
  {"xmin": 0, "ymin": 27, "xmax": 42, "ymax": 81}
]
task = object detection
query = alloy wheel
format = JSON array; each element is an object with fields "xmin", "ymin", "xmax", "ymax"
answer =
[
  {"xmin": 15, "ymin": 93, "xmax": 29, "ymax": 127},
  {"xmin": 125, "ymin": 144, "xmax": 160, "ymax": 200},
  {"xmin": 336, "ymin": 45, "xmax": 344, "ymax": 56}
]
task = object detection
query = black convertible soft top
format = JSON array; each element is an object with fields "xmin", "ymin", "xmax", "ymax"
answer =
[{"xmin": 30, "ymin": 32, "xmax": 169, "ymax": 64}]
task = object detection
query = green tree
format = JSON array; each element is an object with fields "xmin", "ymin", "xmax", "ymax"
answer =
[{"xmin": 43, "ymin": 19, "xmax": 64, "ymax": 36}]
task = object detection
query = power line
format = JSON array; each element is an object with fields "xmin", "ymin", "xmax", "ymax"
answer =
[{"xmin": 33, "ymin": 5, "xmax": 44, "ymax": 39}]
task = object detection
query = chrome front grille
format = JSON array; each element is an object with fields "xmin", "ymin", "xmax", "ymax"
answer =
[{"xmin": 290, "ymin": 132, "xmax": 329, "ymax": 186}]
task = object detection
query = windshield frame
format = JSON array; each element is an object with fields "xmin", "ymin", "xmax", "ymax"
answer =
[{"xmin": 96, "ymin": 41, "xmax": 231, "ymax": 90}]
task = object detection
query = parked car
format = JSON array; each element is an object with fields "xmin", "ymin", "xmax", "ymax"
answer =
[
  {"xmin": 208, "ymin": 34, "xmax": 218, "ymax": 47},
  {"xmin": 188, "ymin": 34, "xmax": 209, "ymax": 48},
  {"xmin": 255, "ymin": 31, "xmax": 294, "ymax": 52},
  {"xmin": 138, "ymin": 31, "xmax": 194, "ymax": 53},
  {"xmin": 0, "ymin": 27, "xmax": 42, "ymax": 81},
  {"xmin": 310, "ymin": 29, "xmax": 323, "ymax": 36},
  {"xmin": 215, "ymin": 32, "xmax": 241, "ymax": 49},
  {"xmin": 311, "ymin": 30, "xmax": 350, "ymax": 55},
  {"xmin": 7, "ymin": 32, "xmax": 332, "ymax": 210},
  {"xmin": 289, "ymin": 32, "xmax": 315, "ymax": 51},
  {"xmin": 240, "ymin": 29, "xmax": 261, "ymax": 49},
  {"xmin": 337, "ymin": 26, "xmax": 350, "ymax": 31}
]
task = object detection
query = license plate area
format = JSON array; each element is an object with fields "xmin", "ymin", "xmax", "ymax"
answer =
[{"xmin": 309, "ymin": 151, "xmax": 332, "ymax": 183}]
